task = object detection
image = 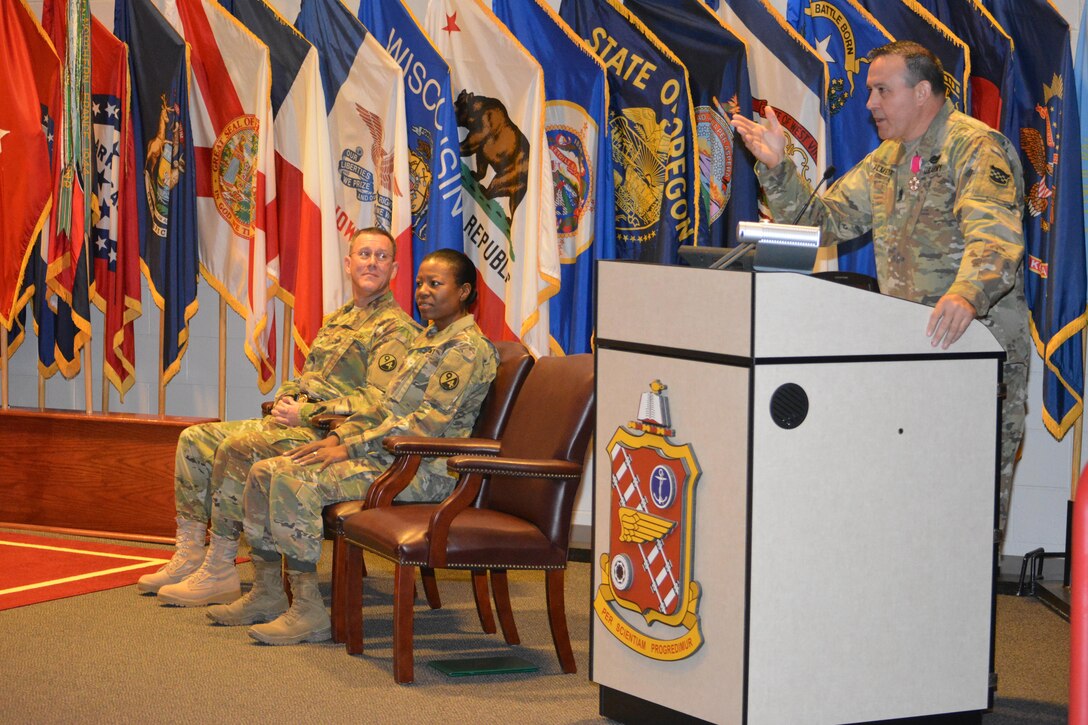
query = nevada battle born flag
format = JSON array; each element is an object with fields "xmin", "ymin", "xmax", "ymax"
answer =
[
  {"xmin": 493, "ymin": 0, "xmax": 613, "ymax": 355},
  {"xmin": 623, "ymin": 0, "xmax": 758, "ymax": 249},
  {"xmin": 989, "ymin": 0, "xmax": 1086, "ymax": 439},
  {"xmin": 425, "ymin": 0, "xmax": 559, "ymax": 356},
  {"xmin": 787, "ymin": 0, "xmax": 890, "ymax": 277},
  {"xmin": 115, "ymin": 0, "xmax": 199, "ymax": 386},
  {"xmin": 358, "ymin": 0, "xmax": 464, "ymax": 307},
  {"xmin": 560, "ymin": 0, "xmax": 699, "ymax": 264}
]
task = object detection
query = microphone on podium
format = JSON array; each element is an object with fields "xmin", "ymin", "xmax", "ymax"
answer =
[{"xmin": 791, "ymin": 165, "xmax": 836, "ymax": 225}]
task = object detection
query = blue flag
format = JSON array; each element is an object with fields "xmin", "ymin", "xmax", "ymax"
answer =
[
  {"xmin": 787, "ymin": 0, "xmax": 889, "ymax": 277},
  {"xmin": 560, "ymin": 0, "xmax": 699, "ymax": 263},
  {"xmin": 356, "ymin": 0, "xmax": 462, "ymax": 302},
  {"xmin": 623, "ymin": 0, "xmax": 757, "ymax": 249},
  {"xmin": 990, "ymin": 0, "xmax": 1086, "ymax": 438},
  {"xmin": 492, "ymin": 0, "xmax": 611, "ymax": 355},
  {"xmin": 855, "ymin": 0, "xmax": 969, "ymax": 112},
  {"xmin": 115, "ymin": 0, "xmax": 199, "ymax": 386},
  {"xmin": 912, "ymin": 0, "xmax": 1014, "ymax": 136},
  {"xmin": 1077, "ymin": 1, "xmax": 1088, "ymax": 267}
]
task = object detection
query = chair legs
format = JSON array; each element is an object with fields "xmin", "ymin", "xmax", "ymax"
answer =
[
  {"xmin": 420, "ymin": 567, "xmax": 441, "ymax": 609},
  {"xmin": 343, "ymin": 543, "xmax": 366, "ymax": 655},
  {"xmin": 545, "ymin": 568, "xmax": 576, "ymax": 674},
  {"xmin": 331, "ymin": 534, "xmax": 367, "ymax": 643},
  {"xmin": 471, "ymin": 570, "xmax": 496, "ymax": 634},
  {"xmin": 490, "ymin": 569, "xmax": 520, "ymax": 645},
  {"xmin": 392, "ymin": 562, "xmax": 416, "ymax": 684}
]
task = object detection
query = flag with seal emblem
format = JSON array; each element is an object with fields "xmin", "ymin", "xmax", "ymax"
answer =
[
  {"xmin": 224, "ymin": 0, "xmax": 339, "ymax": 376},
  {"xmin": 989, "ymin": 0, "xmax": 1086, "ymax": 439},
  {"xmin": 787, "ymin": 0, "xmax": 890, "ymax": 277},
  {"xmin": 296, "ymin": 0, "xmax": 413, "ymax": 314},
  {"xmin": 114, "ymin": 0, "xmax": 199, "ymax": 386},
  {"xmin": 622, "ymin": 0, "xmax": 758, "ymax": 250},
  {"xmin": 425, "ymin": 0, "xmax": 559, "ymax": 356},
  {"xmin": 358, "ymin": 0, "xmax": 463, "ymax": 315},
  {"xmin": 160, "ymin": 0, "xmax": 279, "ymax": 394},
  {"xmin": 855, "ymin": 0, "xmax": 969, "ymax": 113},
  {"xmin": 493, "ymin": 0, "xmax": 612, "ymax": 355}
]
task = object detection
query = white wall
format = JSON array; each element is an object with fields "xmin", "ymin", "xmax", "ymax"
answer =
[{"xmin": 11, "ymin": 0, "xmax": 1086, "ymax": 555}]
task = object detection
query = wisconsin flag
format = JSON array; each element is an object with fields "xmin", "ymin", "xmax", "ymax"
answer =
[
  {"xmin": 425, "ymin": 0, "xmax": 559, "ymax": 356},
  {"xmin": 297, "ymin": 0, "xmax": 412, "ymax": 313},
  {"xmin": 89, "ymin": 16, "xmax": 142, "ymax": 399},
  {"xmin": 787, "ymin": 0, "xmax": 889, "ymax": 277},
  {"xmin": 160, "ymin": 0, "xmax": 278, "ymax": 394},
  {"xmin": 0, "ymin": 0, "xmax": 55, "ymax": 332},
  {"xmin": 713, "ymin": 0, "xmax": 829, "ymax": 192},
  {"xmin": 358, "ymin": 0, "xmax": 463, "ymax": 307},
  {"xmin": 493, "ymin": 0, "xmax": 612, "ymax": 355},
  {"xmin": 115, "ymin": 0, "xmax": 199, "ymax": 386},
  {"xmin": 560, "ymin": 0, "xmax": 699, "ymax": 264},
  {"xmin": 225, "ymin": 0, "xmax": 338, "ymax": 376},
  {"xmin": 855, "ymin": 0, "xmax": 969, "ymax": 113},
  {"xmin": 623, "ymin": 0, "xmax": 758, "ymax": 249},
  {"xmin": 913, "ymin": 0, "xmax": 1013, "ymax": 133},
  {"xmin": 989, "ymin": 0, "xmax": 1086, "ymax": 439}
]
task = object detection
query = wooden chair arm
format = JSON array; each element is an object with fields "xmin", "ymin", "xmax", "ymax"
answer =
[
  {"xmin": 426, "ymin": 471, "xmax": 488, "ymax": 567},
  {"xmin": 364, "ymin": 453, "xmax": 424, "ymax": 508},
  {"xmin": 260, "ymin": 401, "xmax": 273, "ymax": 417},
  {"xmin": 383, "ymin": 435, "xmax": 501, "ymax": 457},
  {"xmin": 445, "ymin": 455, "xmax": 583, "ymax": 481}
]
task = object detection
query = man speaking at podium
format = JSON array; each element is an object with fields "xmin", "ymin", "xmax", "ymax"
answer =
[{"xmin": 732, "ymin": 41, "xmax": 1030, "ymax": 535}]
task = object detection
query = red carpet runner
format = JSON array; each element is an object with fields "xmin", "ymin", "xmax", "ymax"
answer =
[{"xmin": 0, "ymin": 532, "xmax": 171, "ymax": 610}]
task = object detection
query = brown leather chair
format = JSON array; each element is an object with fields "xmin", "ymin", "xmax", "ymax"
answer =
[
  {"xmin": 339, "ymin": 353, "xmax": 595, "ymax": 683},
  {"xmin": 324, "ymin": 340, "xmax": 534, "ymax": 642}
]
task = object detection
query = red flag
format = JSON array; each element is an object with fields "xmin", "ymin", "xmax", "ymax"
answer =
[{"xmin": 0, "ymin": 0, "xmax": 58, "ymax": 331}]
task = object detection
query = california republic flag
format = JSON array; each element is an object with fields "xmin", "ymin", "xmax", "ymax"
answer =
[
  {"xmin": 296, "ymin": 0, "xmax": 412, "ymax": 312},
  {"xmin": 425, "ymin": 0, "xmax": 559, "ymax": 356},
  {"xmin": 160, "ymin": 0, "xmax": 279, "ymax": 393}
]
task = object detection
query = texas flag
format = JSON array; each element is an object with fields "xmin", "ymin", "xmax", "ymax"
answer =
[
  {"xmin": 225, "ymin": 0, "xmax": 339, "ymax": 375},
  {"xmin": 160, "ymin": 0, "xmax": 279, "ymax": 393},
  {"xmin": 425, "ymin": 0, "xmax": 559, "ymax": 356},
  {"xmin": 296, "ymin": 0, "xmax": 413, "ymax": 313}
]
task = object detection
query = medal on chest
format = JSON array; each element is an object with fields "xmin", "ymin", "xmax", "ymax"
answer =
[{"xmin": 909, "ymin": 154, "xmax": 922, "ymax": 193}]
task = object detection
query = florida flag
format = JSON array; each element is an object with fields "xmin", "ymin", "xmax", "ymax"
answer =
[
  {"xmin": 160, "ymin": 0, "xmax": 279, "ymax": 393},
  {"xmin": 225, "ymin": 0, "xmax": 339, "ymax": 376},
  {"xmin": 425, "ymin": 0, "xmax": 559, "ymax": 355},
  {"xmin": 296, "ymin": 0, "xmax": 412, "ymax": 313}
]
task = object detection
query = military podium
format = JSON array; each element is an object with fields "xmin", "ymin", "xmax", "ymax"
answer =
[{"xmin": 591, "ymin": 261, "xmax": 1003, "ymax": 724}]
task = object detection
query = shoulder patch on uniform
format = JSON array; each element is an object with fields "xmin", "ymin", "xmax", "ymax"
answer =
[
  {"xmin": 989, "ymin": 165, "xmax": 1011, "ymax": 186},
  {"xmin": 378, "ymin": 354, "xmax": 398, "ymax": 372},
  {"xmin": 439, "ymin": 371, "xmax": 460, "ymax": 391}
]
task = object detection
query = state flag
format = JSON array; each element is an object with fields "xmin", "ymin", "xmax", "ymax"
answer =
[
  {"xmin": 225, "ymin": 0, "xmax": 339, "ymax": 376},
  {"xmin": 559, "ymin": 0, "xmax": 700, "ymax": 264},
  {"xmin": 622, "ymin": 0, "xmax": 758, "ymax": 249},
  {"xmin": 855, "ymin": 0, "xmax": 970, "ymax": 112},
  {"xmin": 493, "ymin": 0, "xmax": 612, "ymax": 355},
  {"xmin": 296, "ymin": 0, "xmax": 413, "ymax": 313},
  {"xmin": 114, "ymin": 0, "xmax": 199, "ymax": 386},
  {"xmin": 358, "ymin": 0, "xmax": 463, "ymax": 308},
  {"xmin": 425, "ymin": 0, "xmax": 560, "ymax": 356},
  {"xmin": 160, "ymin": 0, "xmax": 279, "ymax": 394},
  {"xmin": 787, "ymin": 0, "xmax": 890, "ymax": 277},
  {"xmin": 912, "ymin": 0, "xmax": 1014, "ymax": 134},
  {"xmin": 989, "ymin": 0, "xmax": 1086, "ymax": 439}
]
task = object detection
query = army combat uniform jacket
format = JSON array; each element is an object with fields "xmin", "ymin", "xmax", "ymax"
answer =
[{"xmin": 757, "ymin": 99, "xmax": 1030, "ymax": 365}]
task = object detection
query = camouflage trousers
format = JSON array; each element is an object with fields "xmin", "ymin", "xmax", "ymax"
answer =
[
  {"xmin": 241, "ymin": 452, "xmax": 396, "ymax": 566},
  {"xmin": 999, "ymin": 359, "xmax": 1028, "ymax": 537},
  {"xmin": 174, "ymin": 418, "xmax": 323, "ymax": 538}
]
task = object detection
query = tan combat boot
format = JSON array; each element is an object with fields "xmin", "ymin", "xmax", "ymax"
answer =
[
  {"xmin": 206, "ymin": 558, "xmax": 288, "ymax": 625},
  {"xmin": 136, "ymin": 518, "xmax": 207, "ymax": 594},
  {"xmin": 156, "ymin": 534, "xmax": 241, "ymax": 606},
  {"xmin": 247, "ymin": 570, "xmax": 331, "ymax": 645}
]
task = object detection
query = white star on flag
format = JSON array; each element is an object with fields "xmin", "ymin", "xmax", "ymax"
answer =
[{"xmin": 814, "ymin": 35, "xmax": 835, "ymax": 65}]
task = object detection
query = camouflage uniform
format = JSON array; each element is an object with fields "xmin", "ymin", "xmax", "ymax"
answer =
[
  {"xmin": 242, "ymin": 315, "xmax": 498, "ymax": 567},
  {"xmin": 757, "ymin": 99, "xmax": 1030, "ymax": 532},
  {"xmin": 174, "ymin": 292, "xmax": 419, "ymax": 539}
]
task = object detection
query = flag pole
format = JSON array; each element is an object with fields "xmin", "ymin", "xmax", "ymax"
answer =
[
  {"xmin": 83, "ymin": 335, "xmax": 92, "ymax": 414},
  {"xmin": 219, "ymin": 297, "xmax": 227, "ymax": 421},
  {"xmin": 282, "ymin": 305, "xmax": 292, "ymax": 384},
  {"xmin": 1075, "ymin": 332, "xmax": 1087, "ymax": 500},
  {"xmin": 158, "ymin": 306, "xmax": 165, "ymax": 416},
  {"xmin": 1, "ymin": 327, "xmax": 8, "ymax": 410}
]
